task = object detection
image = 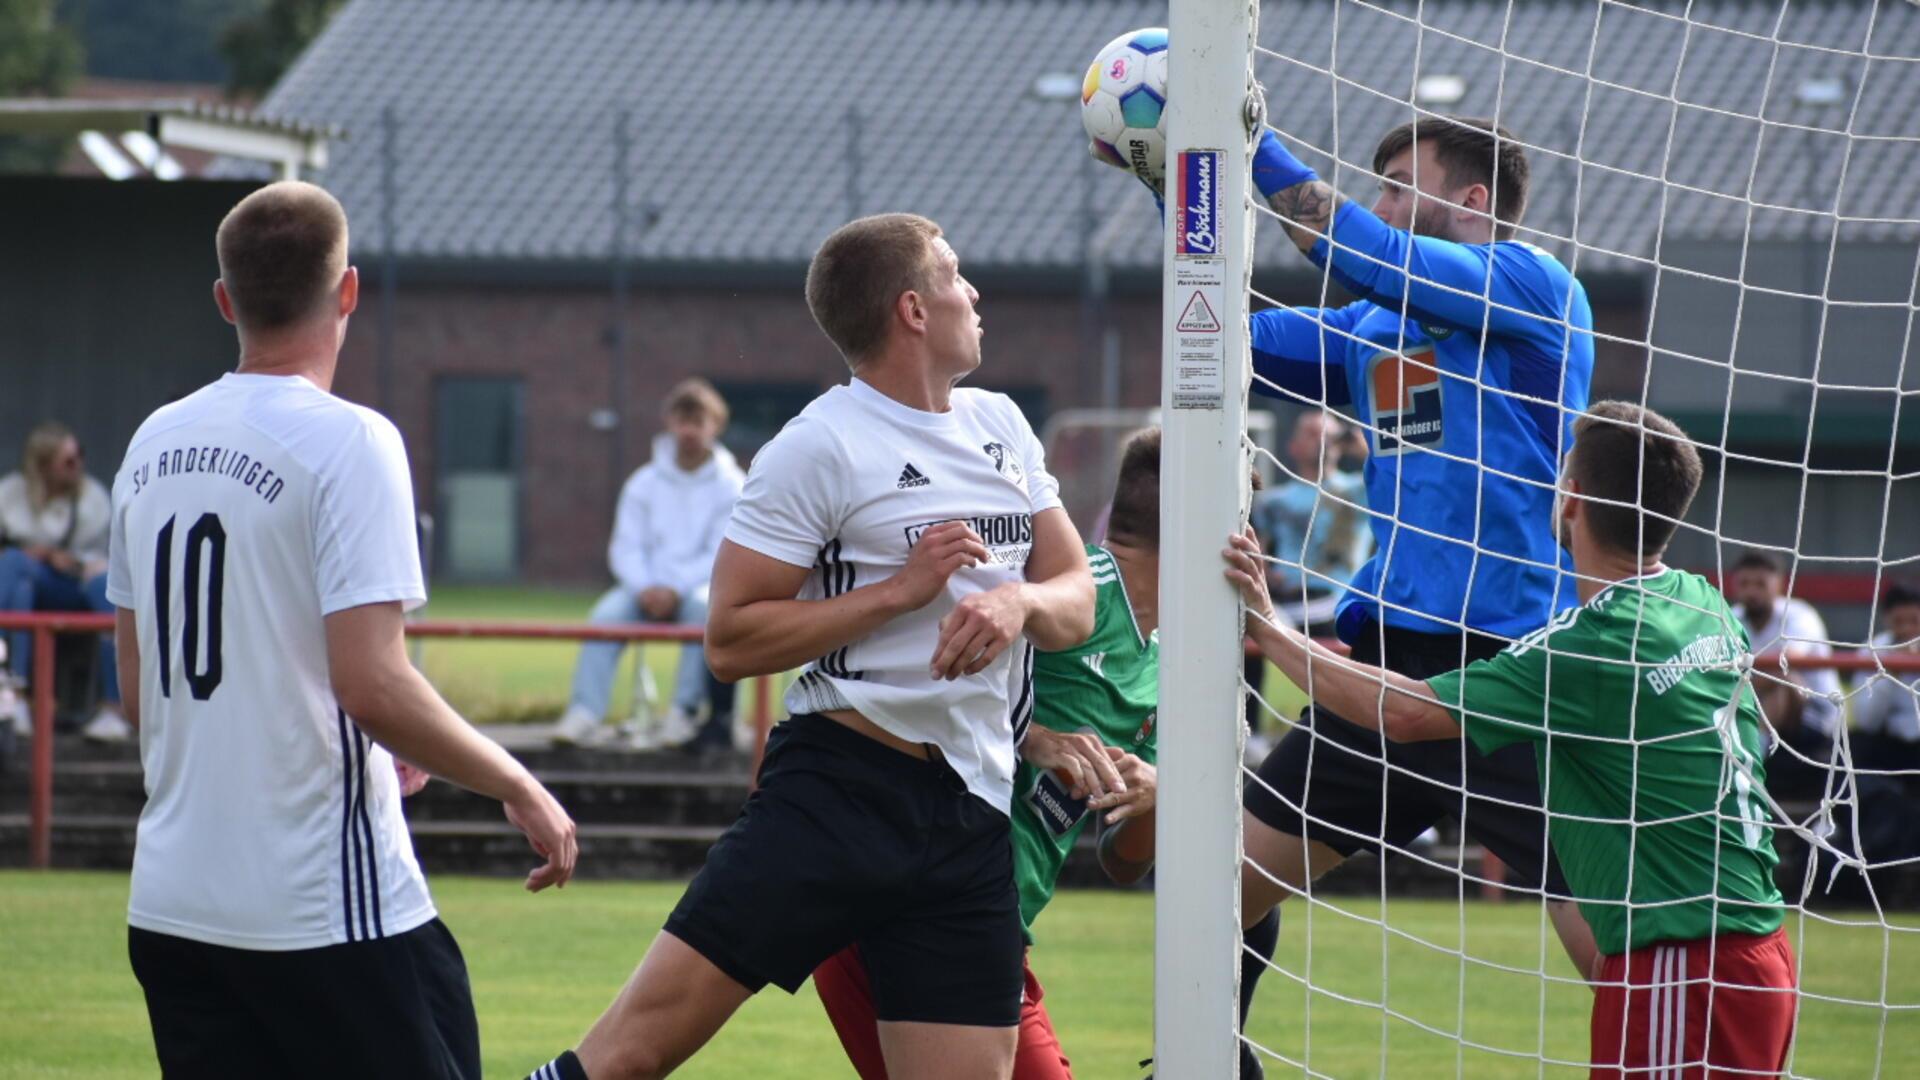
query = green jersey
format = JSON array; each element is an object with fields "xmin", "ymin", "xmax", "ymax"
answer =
[
  {"xmin": 1427, "ymin": 568, "xmax": 1783, "ymax": 955},
  {"xmin": 1011, "ymin": 545, "xmax": 1158, "ymax": 942}
]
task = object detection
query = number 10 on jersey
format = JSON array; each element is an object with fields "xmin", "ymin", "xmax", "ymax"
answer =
[{"xmin": 154, "ymin": 513, "xmax": 227, "ymax": 700}]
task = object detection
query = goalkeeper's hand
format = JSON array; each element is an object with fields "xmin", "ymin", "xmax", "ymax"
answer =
[{"xmin": 1088, "ymin": 139, "xmax": 1165, "ymax": 216}]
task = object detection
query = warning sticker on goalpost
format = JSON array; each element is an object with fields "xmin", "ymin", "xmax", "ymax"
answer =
[{"xmin": 1171, "ymin": 259, "xmax": 1226, "ymax": 410}]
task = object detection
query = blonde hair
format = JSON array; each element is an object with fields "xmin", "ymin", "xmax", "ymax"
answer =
[
  {"xmin": 21, "ymin": 421, "xmax": 77, "ymax": 511},
  {"xmin": 661, "ymin": 378, "xmax": 730, "ymax": 427},
  {"xmin": 804, "ymin": 213, "xmax": 944, "ymax": 366}
]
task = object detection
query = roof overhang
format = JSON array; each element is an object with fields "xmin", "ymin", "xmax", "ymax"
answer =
[{"xmin": 0, "ymin": 98, "xmax": 341, "ymax": 179}]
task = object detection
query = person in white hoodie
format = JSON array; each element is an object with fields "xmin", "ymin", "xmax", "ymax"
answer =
[
  {"xmin": 0, "ymin": 420, "xmax": 125, "ymax": 742},
  {"xmin": 555, "ymin": 379, "xmax": 745, "ymax": 750}
]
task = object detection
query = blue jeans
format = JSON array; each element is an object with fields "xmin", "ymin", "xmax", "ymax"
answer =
[
  {"xmin": 0, "ymin": 548, "xmax": 119, "ymax": 703},
  {"xmin": 568, "ymin": 585, "xmax": 710, "ymax": 719}
]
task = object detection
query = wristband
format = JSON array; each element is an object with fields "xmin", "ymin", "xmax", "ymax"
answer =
[{"xmin": 1252, "ymin": 128, "xmax": 1318, "ymax": 199}]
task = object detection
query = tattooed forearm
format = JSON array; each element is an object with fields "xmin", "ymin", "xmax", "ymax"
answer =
[{"xmin": 1270, "ymin": 179, "xmax": 1340, "ymax": 255}]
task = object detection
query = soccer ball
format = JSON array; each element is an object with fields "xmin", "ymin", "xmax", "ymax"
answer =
[{"xmin": 1081, "ymin": 27, "xmax": 1170, "ymax": 189}]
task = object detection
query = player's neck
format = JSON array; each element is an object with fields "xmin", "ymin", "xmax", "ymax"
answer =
[
  {"xmin": 853, "ymin": 356, "xmax": 955, "ymax": 413},
  {"xmin": 1571, "ymin": 535, "xmax": 1664, "ymax": 603},
  {"xmin": 235, "ymin": 325, "xmax": 340, "ymax": 391},
  {"xmin": 1105, "ymin": 540, "xmax": 1159, "ymax": 637}
]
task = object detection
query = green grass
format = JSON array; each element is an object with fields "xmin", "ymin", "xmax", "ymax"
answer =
[
  {"xmin": 415, "ymin": 585, "xmax": 763, "ymax": 726},
  {"xmin": 5, "ymin": 872, "xmax": 1916, "ymax": 1078}
]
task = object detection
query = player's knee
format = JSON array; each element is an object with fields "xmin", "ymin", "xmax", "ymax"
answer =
[{"xmin": 588, "ymin": 587, "xmax": 637, "ymax": 625}]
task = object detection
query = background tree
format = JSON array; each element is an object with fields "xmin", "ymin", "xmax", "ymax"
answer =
[
  {"xmin": 0, "ymin": 0, "xmax": 83, "ymax": 172},
  {"xmin": 219, "ymin": 0, "xmax": 342, "ymax": 99}
]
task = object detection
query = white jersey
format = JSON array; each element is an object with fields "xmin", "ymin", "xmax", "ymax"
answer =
[
  {"xmin": 1737, "ymin": 596, "xmax": 1841, "ymax": 737},
  {"xmin": 726, "ymin": 378, "xmax": 1062, "ymax": 812},
  {"xmin": 106, "ymin": 373, "xmax": 435, "ymax": 950}
]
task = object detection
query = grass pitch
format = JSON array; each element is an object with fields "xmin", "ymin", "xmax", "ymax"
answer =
[{"xmin": 4, "ymin": 872, "xmax": 1915, "ymax": 1078}]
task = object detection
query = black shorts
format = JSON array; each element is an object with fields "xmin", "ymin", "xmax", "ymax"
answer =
[
  {"xmin": 1245, "ymin": 621, "xmax": 1570, "ymax": 897},
  {"xmin": 665, "ymin": 713, "xmax": 1025, "ymax": 1027},
  {"xmin": 128, "ymin": 918, "xmax": 478, "ymax": 1079}
]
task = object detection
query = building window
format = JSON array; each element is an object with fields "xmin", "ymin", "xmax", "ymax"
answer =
[
  {"xmin": 434, "ymin": 377, "xmax": 523, "ymax": 580},
  {"xmin": 710, "ymin": 380, "xmax": 820, "ymax": 465}
]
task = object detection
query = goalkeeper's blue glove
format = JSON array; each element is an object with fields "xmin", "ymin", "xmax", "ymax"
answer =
[{"xmin": 1252, "ymin": 127, "xmax": 1317, "ymax": 200}]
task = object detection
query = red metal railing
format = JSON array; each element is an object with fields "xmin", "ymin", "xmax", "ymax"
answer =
[
  {"xmin": 0, "ymin": 612, "xmax": 774, "ymax": 868},
  {"xmin": 6, "ymin": 611, "xmax": 1919, "ymax": 869}
]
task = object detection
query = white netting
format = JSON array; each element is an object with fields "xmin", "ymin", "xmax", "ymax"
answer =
[{"xmin": 1229, "ymin": 1, "xmax": 1920, "ymax": 1076}]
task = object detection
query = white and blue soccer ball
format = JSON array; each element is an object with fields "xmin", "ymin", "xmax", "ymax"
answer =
[{"xmin": 1081, "ymin": 27, "xmax": 1169, "ymax": 189}]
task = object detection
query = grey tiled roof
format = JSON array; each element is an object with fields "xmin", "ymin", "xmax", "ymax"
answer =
[{"xmin": 246, "ymin": 0, "xmax": 1919, "ymax": 273}]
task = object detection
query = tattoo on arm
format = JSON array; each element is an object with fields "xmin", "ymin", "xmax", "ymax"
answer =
[{"xmin": 1271, "ymin": 179, "xmax": 1339, "ymax": 255}]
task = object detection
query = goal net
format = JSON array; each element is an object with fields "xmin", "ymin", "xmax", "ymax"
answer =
[{"xmin": 1155, "ymin": 1, "xmax": 1920, "ymax": 1076}]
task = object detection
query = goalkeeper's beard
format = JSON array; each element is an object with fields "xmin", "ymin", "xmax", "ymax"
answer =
[{"xmin": 1410, "ymin": 200, "xmax": 1456, "ymax": 241}]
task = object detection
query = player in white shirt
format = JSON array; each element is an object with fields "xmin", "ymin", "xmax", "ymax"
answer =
[
  {"xmin": 109, "ymin": 181, "xmax": 577, "ymax": 1079},
  {"xmin": 527, "ymin": 215, "xmax": 1121, "ymax": 1080},
  {"xmin": 1727, "ymin": 549, "xmax": 1842, "ymax": 799}
]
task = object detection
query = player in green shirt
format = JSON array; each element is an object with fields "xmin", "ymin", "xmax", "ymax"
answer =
[
  {"xmin": 813, "ymin": 428, "xmax": 1168, "ymax": 1080},
  {"xmin": 1225, "ymin": 401, "xmax": 1796, "ymax": 1079}
]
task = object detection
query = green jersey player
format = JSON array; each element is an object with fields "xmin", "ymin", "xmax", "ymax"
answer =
[
  {"xmin": 814, "ymin": 428, "xmax": 1167, "ymax": 1080},
  {"xmin": 1225, "ymin": 401, "xmax": 1796, "ymax": 1078}
]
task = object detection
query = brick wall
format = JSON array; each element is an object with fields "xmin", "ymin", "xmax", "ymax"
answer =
[
  {"xmin": 328, "ymin": 275, "xmax": 1647, "ymax": 585},
  {"xmin": 330, "ymin": 279, "xmax": 1167, "ymax": 583}
]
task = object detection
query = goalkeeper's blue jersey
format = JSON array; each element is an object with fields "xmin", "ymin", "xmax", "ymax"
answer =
[{"xmin": 1251, "ymin": 201, "xmax": 1594, "ymax": 642}]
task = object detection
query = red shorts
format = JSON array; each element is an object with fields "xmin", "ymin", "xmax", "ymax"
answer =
[
  {"xmin": 1590, "ymin": 928, "xmax": 1797, "ymax": 1079},
  {"xmin": 813, "ymin": 944, "xmax": 1072, "ymax": 1080}
]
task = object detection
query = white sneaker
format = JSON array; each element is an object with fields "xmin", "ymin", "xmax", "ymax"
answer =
[
  {"xmin": 83, "ymin": 706, "xmax": 133, "ymax": 743},
  {"xmin": 1, "ymin": 688, "xmax": 27, "ymax": 739},
  {"xmin": 551, "ymin": 704, "xmax": 607, "ymax": 747},
  {"xmin": 652, "ymin": 706, "xmax": 701, "ymax": 750}
]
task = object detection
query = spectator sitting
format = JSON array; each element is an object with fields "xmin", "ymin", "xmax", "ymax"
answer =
[
  {"xmin": 0, "ymin": 421, "xmax": 126, "ymax": 741},
  {"xmin": 1728, "ymin": 550, "xmax": 1841, "ymax": 800},
  {"xmin": 1251, "ymin": 409, "xmax": 1371, "ymax": 636},
  {"xmin": 1854, "ymin": 582, "xmax": 1920, "ymax": 776},
  {"xmin": 553, "ymin": 379, "xmax": 744, "ymax": 751}
]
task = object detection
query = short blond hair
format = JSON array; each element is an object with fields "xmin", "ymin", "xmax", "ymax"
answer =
[
  {"xmin": 215, "ymin": 181, "xmax": 349, "ymax": 331},
  {"xmin": 804, "ymin": 213, "xmax": 943, "ymax": 366}
]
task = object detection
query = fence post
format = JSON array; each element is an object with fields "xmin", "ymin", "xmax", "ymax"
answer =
[{"xmin": 30, "ymin": 625, "xmax": 55, "ymax": 869}]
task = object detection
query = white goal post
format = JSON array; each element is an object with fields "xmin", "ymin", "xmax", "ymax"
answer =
[{"xmin": 1154, "ymin": 0, "xmax": 1261, "ymax": 1075}]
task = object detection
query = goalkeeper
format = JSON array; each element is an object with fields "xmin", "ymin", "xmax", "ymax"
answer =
[
  {"xmin": 813, "ymin": 427, "xmax": 1184, "ymax": 1080},
  {"xmin": 1105, "ymin": 113, "xmax": 1604, "ymax": 1022},
  {"xmin": 1224, "ymin": 401, "xmax": 1797, "ymax": 1079}
]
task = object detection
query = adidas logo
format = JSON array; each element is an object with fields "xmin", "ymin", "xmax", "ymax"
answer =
[{"xmin": 897, "ymin": 463, "xmax": 930, "ymax": 489}]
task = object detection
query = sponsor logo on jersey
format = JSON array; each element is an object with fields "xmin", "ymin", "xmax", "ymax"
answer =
[
  {"xmin": 1175, "ymin": 149, "xmax": 1221, "ymax": 257},
  {"xmin": 905, "ymin": 513, "xmax": 1034, "ymax": 565},
  {"xmin": 981, "ymin": 441, "xmax": 1024, "ymax": 483},
  {"xmin": 1366, "ymin": 346, "xmax": 1444, "ymax": 456},
  {"xmin": 1421, "ymin": 322, "xmax": 1455, "ymax": 341},
  {"xmin": 896, "ymin": 462, "xmax": 930, "ymax": 489}
]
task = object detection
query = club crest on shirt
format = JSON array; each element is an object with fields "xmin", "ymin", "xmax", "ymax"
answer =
[
  {"xmin": 1366, "ymin": 346, "xmax": 1444, "ymax": 456},
  {"xmin": 981, "ymin": 442, "xmax": 1024, "ymax": 484},
  {"xmin": 1133, "ymin": 710, "xmax": 1156, "ymax": 746}
]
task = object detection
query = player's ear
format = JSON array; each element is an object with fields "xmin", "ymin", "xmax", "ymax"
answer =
[
  {"xmin": 1457, "ymin": 181, "xmax": 1492, "ymax": 225},
  {"xmin": 337, "ymin": 266, "xmax": 360, "ymax": 318},
  {"xmin": 896, "ymin": 288, "xmax": 928, "ymax": 336},
  {"xmin": 213, "ymin": 279, "xmax": 238, "ymax": 326}
]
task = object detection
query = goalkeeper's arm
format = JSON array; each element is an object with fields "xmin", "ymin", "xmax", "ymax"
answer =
[
  {"xmin": 1252, "ymin": 129, "xmax": 1571, "ymax": 343},
  {"xmin": 1223, "ymin": 530, "xmax": 1458, "ymax": 742}
]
